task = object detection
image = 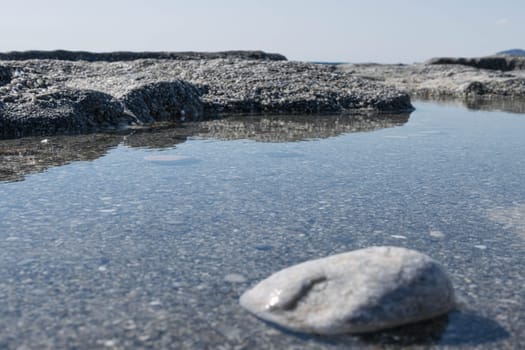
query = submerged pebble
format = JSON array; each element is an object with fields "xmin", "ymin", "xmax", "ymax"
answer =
[
  {"xmin": 224, "ymin": 273, "xmax": 247, "ymax": 283},
  {"xmin": 143, "ymin": 155, "xmax": 190, "ymax": 162},
  {"xmin": 429, "ymin": 230, "xmax": 446, "ymax": 238},
  {"xmin": 240, "ymin": 246, "xmax": 455, "ymax": 334}
]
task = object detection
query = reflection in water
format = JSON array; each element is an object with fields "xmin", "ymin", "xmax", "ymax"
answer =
[
  {"xmin": 464, "ymin": 97, "xmax": 525, "ymax": 114},
  {"xmin": 122, "ymin": 126, "xmax": 192, "ymax": 149},
  {"xmin": 193, "ymin": 114, "xmax": 410, "ymax": 142},
  {"xmin": 0, "ymin": 113, "xmax": 409, "ymax": 182},
  {"xmin": 415, "ymin": 96, "xmax": 525, "ymax": 114},
  {"xmin": 0, "ymin": 134, "xmax": 121, "ymax": 182},
  {"xmin": 143, "ymin": 154, "xmax": 202, "ymax": 166}
]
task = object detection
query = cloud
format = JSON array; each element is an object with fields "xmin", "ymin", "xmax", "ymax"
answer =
[{"xmin": 496, "ymin": 18, "xmax": 510, "ymax": 25}]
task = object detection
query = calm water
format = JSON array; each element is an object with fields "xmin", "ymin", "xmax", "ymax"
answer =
[{"xmin": 0, "ymin": 102, "xmax": 524, "ymax": 349}]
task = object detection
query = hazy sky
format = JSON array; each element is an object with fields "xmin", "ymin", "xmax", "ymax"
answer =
[{"xmin": 2, "ymin": 0, "xmax": 524, "ymax": 63}]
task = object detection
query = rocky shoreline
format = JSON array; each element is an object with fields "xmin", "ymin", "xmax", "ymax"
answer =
[
  {"xmin": 0, "ymin": 51, "xmax": 413, "ymax": 139},
  {"xmin": 339, "ymin": 57, "xmax": 525, "ymax": 101},
  {"xmin": 3, "ymin": 51, "xmax": 525, "ymax": 140}
]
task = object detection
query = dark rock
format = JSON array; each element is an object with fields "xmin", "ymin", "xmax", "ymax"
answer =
[
  {"xmin": 1, "ymin": 89, "xmax": 128, "ymax": 139},
  {"xmin": 0, "ymin": 50, "xmax": 287, "ymax": 62},
  {"xmin": 0, "ymin": 65, "xmax": 12, "ymax": 87},
  {"xmin": 427, "ymin": 56, "xmax": 525, "ymax": 71},
  {"xmin": 121, "ymin": 81, "xmax": 204, "ymax": 123},
  {"xmin": 464, "ymin": 81, "xmax": 487, "ymax": 96},
  {"xmin": 0, "ymin": 66, "xmax": 11, "ymax": 86}
]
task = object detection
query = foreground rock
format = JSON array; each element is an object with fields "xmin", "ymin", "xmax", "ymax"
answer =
[
  {"xmin": 1, "ymin": 88, "xmax": 129, "ymax": 139},
  {"xmin": 240, "ymin": 246, "xmax": 455, "ymax": 335},
  {"xmin": 0, "ymin": 51, "xmax": 413, "ymax": 139}
]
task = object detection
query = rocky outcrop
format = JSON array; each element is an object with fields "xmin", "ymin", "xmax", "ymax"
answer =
[
  {"xmin": 339, "ymin": 63, "xmax": 525, "ymax": 101},
  {"xmin": 121, "ymin": 81, "xmax": 204, "ymax": 123},
  {"xmin": 0, "ymin": 54, "xmax": 414, "ymax": 139},
  {"xmin": 0, "ymin": 50, "xmax": 287, "ymax": 62},
  {"xmin": 427, "ymin": 56, "xmax": 525, "ymax": 71},
  {"xmin": 0, "ymin": 89, "xmax": 129, "ymax": 139},
  {"xmin": 240, "ymin": 246, "xmax": 455, "ymax": 334}
]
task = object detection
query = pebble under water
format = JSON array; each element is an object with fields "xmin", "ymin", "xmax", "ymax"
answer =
[{"xmin": 0, "ymin": 101, "xmax": 524, "ymax": 349}]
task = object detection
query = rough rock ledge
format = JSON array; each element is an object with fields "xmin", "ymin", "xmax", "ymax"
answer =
[
  {"xmin": 0, "ymin": 51, "xmax": 413, "ymax": 139},
  {"xmin": 240, "ymin": 246, "xmax": 455, "ymax": 335},
  {"xmin": 339, "ymin": 57, "xmax": 525, "ymax": 101}
]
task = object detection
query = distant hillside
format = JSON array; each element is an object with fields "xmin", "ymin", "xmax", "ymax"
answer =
[{"xmin": 497, "ymin": 49, "xmax": 525, "ymax": 56}]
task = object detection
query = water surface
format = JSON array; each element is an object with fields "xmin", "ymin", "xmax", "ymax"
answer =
[{"xmin": 0, "ymin": 102, "xmax": 523, "ymax": 349}]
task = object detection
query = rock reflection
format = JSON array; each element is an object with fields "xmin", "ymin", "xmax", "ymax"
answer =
[
  {"xmin": 415, "ymin": 96, "xmax": 525, "ymax": 114},
  {"xmin": 122, "ymin": 126, "xmax": 193, "ymax": 149},
  {"xmin": 193, "ymin": 113, "xmax": 410, "ymax": 142},
  {"xmin": 0, "ymin": 113, "xmax": 410, "ymax": 182},
  {"xmin": 463, "ymin": 96, "xmax": 525, "ymax": 114},
  {"xmin": 0, "ymin": 134, "xmax": 121, "ymax": 182}
]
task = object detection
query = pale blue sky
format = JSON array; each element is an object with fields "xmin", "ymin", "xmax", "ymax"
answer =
[{"xmin": 1, "ymin": 0, "xmax": 524, "ymax": 63}]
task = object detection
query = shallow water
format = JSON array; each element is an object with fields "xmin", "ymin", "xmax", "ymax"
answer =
[{"xmin": 0, "ymin": 102, "xmax": 524, "ymax": 349}]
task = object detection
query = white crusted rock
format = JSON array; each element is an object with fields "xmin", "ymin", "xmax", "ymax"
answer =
[{"xmin": 240, "ymin": 246, "xmax": 455, "ymax": 334}]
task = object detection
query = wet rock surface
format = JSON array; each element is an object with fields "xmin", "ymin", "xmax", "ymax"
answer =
[
  {"xmin": 240, "ymin": 246, "xmax": 455, "ymax": 335},
  {"xmin": 0, "ymin": 51, "xmax": 413, "ymax": 139}
]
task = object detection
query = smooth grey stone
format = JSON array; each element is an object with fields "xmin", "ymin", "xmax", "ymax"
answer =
[{"xmin": 240, "ymin": 246, "xmax": 455, "ymax": 334}]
